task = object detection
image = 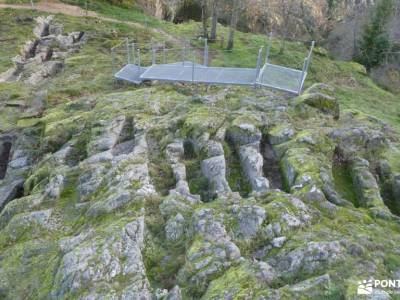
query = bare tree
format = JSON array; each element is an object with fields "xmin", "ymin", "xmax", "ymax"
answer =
[
  {"xmin": 275, "ymin": 0, "xmax": 296, "ymax": 54},
  {"xmin": 210, "ymin": 0, "xmax": 220, "ymax": 41},
  {"xmin": 298, "ymin": 1, "xmax": 317, "ymax": 39},
  {"xmin": 227, "ymin": 0, "xmax": 243, "ymax": 50}
]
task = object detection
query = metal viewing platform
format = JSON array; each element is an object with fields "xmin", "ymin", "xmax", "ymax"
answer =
[{"xmin": 112, "ymin": 36, "xmax": 315, "ymax": 95}]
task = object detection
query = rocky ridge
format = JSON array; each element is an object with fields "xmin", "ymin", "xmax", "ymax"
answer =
[{"xmin": 0, "ymin": 15, "xmax": 85, "ymax": 85}]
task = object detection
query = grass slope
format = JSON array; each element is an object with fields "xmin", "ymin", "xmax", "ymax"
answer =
[{"xmin": 0, "ymin": 1, "xmax": 399, "ymax": 134}]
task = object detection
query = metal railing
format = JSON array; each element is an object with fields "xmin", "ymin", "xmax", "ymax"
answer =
[{"xmin": 112, "ymin": 36, "xmax": 315, "ymax": 94}]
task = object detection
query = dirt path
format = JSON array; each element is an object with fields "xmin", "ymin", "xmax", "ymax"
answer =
[{"xmin": 0, "ymin": 1, "xmax": 181, "ymax": 43}]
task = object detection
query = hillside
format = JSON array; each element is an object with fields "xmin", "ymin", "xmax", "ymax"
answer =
[{"xmin": 0, "ymin": 2, "xmax": 400, "ymax": 299}]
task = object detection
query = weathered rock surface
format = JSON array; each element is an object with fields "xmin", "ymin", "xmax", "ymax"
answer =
[
  {"xmin": 178, "ymin": 208, "xmax": 241, "ymax": 292},
  {"xmin": 0, "ymin": 15, "xmax": 85, "ymax": 85},
  {"xmin": 1, "ymin": 17, "xmax": 400, "ymax": 299},
  {"xmin": 239, "ymin": 143, "xmax": 270, "ymax": 195},
  {"xmin": 268, "ymin": 241, "xmax": 344, "ymax": 281},
  {"xmin": 350, "ymin": 157, "xmax": 386, "ymax": 208},
  {"xmin": 52, "ymin": 217, "xmax": 152, "ymax": 299},
  {"xmin": 268, "ymin": 123, "xmax": 295, "ymax": 145},
  {"xmin": 201, "ymin": 154, "xmax": 232, "ymax": 196},
  {"xmin": 296, "ymin": 83, "xmax": 340, "ymax": 119},
  {"xmin": 166, "ymin": 140, "xmax": 201, "ymax": 203},
  {"xmin": 227, "ymin": 123, "xmax": 262, "ymax": 146},
  {"xmin": 393, "ymin": 174, "xmax": 400, "ymax": 202},
  {"xmin": 0, "ymin": 178, "xmax": 24, "ymax": 212},
  {"xmin": 86, "ymin": 133, "xmax": 156, "ymax": 216},
  {"xmin": 232, "ymin": 204, "xmax": 266, "ymax": 239}
]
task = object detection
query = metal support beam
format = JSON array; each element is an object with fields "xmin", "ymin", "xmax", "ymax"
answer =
[
  {"xmin": 203, "ymin": 38, "xmax": 209, "ymax": 66},
  {"xmin": 111, "ymin": 47, "xmax": 116, "ymax": 76},
  {"xmin": 255, "ymin": 46, "xmax": 264, "ymax": 83},
  {"xmin": 131, "ymin": 42, "xmax": 135, "ymax": 65},
  {"xmin": 126, "ymin": 38, "xmax": 130, "ymax": 64},
  {"xmin": 298, "ymin": 58, "xmax": 308, "ymax": 94},
  {"xmin": 182, "ymin": 40, "xmax": 187, "ymax": 66},
  {"xmin": 163, "ymin": 42, "xmax": 167, "ymax": 64},
  {"xmin": 151, "ymin": 41, "xmax": 156, "ymax": 65},
  {"xmin": 192, "ymin": 51, "xmax": 195, "ymax": 83},
  {"xmin": 305, "ymin": 41, "xmax": 315, "ymax": 74}
]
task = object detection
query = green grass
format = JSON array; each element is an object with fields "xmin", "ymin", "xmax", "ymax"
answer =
[{"xmin": 0, "ymin": 2, "xmax": 399, "ymax": 135}]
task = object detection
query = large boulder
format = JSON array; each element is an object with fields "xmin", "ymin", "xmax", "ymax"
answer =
[
  {"xmin": 201, "ymin": 155, "xmax": 231, "ymax": 196},
  {"xmin": 268, "ymin": 241, "xmax": 344, "ymax": 281},
  {"xmin": 330, "ymin": 127, "xmax": 387, "ymax": 161},
  {"xmin": 295, "ymin": 83, "xmax": 340, "ymax": 119},
  {"xmin": 26, "ymin": 60, "xmax": 64, "ymax": 85},
  {"xmin": 87, "ymin": 115, "xmax": 127, "ymax": 156},
  {"xmin": 226, "ymin": 123, "xmax": 262, "ymax": 146},
  {"xmin": 165, "ymin": 213, "xmax": 186, "ymax": 242},
  {"xmin": 0, "ymin": 179, "xmax": 24, "ymax": 212},
  {"xmin": 33, "ymin": 16, "xmax": 53, "ymax": 38},
  {"xmin": 350, "ymin": 157, "xmax": 386, "ymax": 208},
  {"xmin": 394, "ymin": 174, "xmax": 400, "ymax": 203},
  {"xmin": 268, "ymin": 123, "xmax": 295, "ymax": 145},
  {"xmin": 239, "ymin": 143, "xmax": 269, "ymax": 196},
  {"xmin": 166, "ymin": 141, "xmax": 201, "ymax": 203},
  {"xmin": 232, "ymin": 205, "xmax": 266, "ymax": 239}
]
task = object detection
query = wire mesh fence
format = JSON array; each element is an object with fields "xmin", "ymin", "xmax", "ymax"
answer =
[{"xmin": 112, "ymin": 37, "xmax": 315, "ymax": 94}]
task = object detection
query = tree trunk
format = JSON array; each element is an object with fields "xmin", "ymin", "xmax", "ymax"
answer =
[
  {"xmin": 227, "ymin": 0, "xmax": 239, "ymax": 50},
  {"xmin": 210, "ymin": 0, "xmax": 219, "ymax": 41},
  {"xmin": 279, "ymin": 2, "xmax": 291, "ymax": 54},
  {"xmin": 201, "ymin": 0, "xmax": 208, "ymax": 38}
]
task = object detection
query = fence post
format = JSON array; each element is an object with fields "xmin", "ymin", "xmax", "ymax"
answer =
[
  {"xmin": 126, "ymin": 38, "xmax": 130, "ymax": 64},
  {"xmin": 255, "ymin": 46, "xmax": 264, "ymax": 85},
  {"xmin": 265, "ymin": 32, "xmax": 272, "ymax": 64},
  {"xmin": 183, "ymin": 40, "xmax": 187, "ymax": 66},
  {"xmin": 111, "ymin": 47, "xmax": 116, "ymax": 76},
  {"xmin": 192, "ymin": 50, "xmax": 195, "ymax": 83},
  {"xmin": 305, "ymin": 41, "xmax": 315, "ymax": 74},
  {"xmin": 298, "ymin": 58, "xmax": 308, "ymax": 94},
  {"xmin": 203, "ymin": 38, "xmax": 208, "ymax": 66},
  {"xmin": 131, "ymin": 42, "xmax": 135, "ymax": 65},
  {"xmin": 151, "ymin": 41, "xmax": 156, "ymax": 65},
  {"xmin": 163, "ymin": 41, "xmax": 167, "ymax": 64},
  {"xmin": 138, "ymin": 49, "xmax": 141, "ymax": 69}
]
